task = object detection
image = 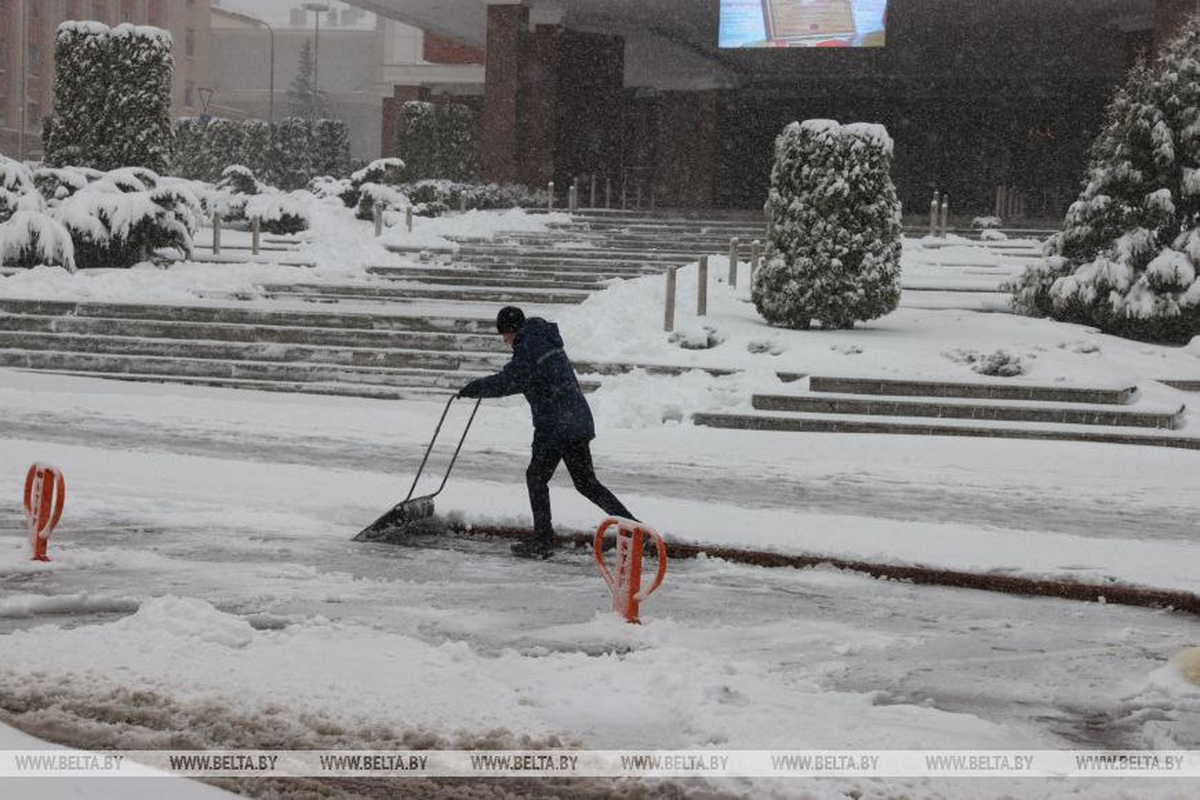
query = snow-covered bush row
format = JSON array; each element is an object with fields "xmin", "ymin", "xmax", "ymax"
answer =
[
  {"xmin": 209, "ymin": 165, "xmax": 310, "ymax": 234},
  {"xmin": 43, "ymin": 22, "xmax": 173, "ymax": 174},
  {"xmin": 170, "ymin": 116, "xmax": 352, "ymax": 190},
  {"xmin": 1008, "ymin": 19, "xmax": 1200, "ymax": 343},
  {"xmin": 0, "ymin": 157, "xmax": 202, "ymax": 269},
  {"xmin": 753, "ymin": 119, "xmax": 902, "ymax": 330}
]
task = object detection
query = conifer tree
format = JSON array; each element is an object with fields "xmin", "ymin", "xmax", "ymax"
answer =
[
  {"xmin": 43, "ymin": 23, "xmax": 111, "ymax": 168},
  {"xmin": 436, "ymin": 102, "xmax": 480, "ymax": 181},
  {"xmin": 753, "ymin": 119, "xmax": 902, "ymax": 329},
  {"xmin": 240, "ymin": 119, "xmax": 276, "ymax": 184},
  {"xmin": 1009, "ymin": 17, "xmax": 1200, "ymax": 342},
  {"xmin": 106, "ymin": 24, "xmax": 174, "ymax": 174},
  {"xmin": 287, "ymin": 41, "xmax": 330, "ymax": 121},
  {"xmin": 202, "ymin": 119, "xmax": 245, "ymax": 183},
  {"xmin": 273, "ymin": 117, "xmax": 314, "ymax": 190},
  {"xmin": 394, "ymin": 101, "xmax": 437, "ymax": 179}
]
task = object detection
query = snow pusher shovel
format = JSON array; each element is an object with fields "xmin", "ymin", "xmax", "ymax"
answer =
[{"xmin": 355, "ymin": 395, "xmax": 481, "ymax": 542}]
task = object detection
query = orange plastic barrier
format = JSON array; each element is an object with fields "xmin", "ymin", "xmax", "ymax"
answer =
[
  {"xmin": 24, "ymin": 463, "xmax": 65, "ymax": 562},
  {"xmin": 593, "ymin": 517, "xmax": 667, "ymax": 624}
]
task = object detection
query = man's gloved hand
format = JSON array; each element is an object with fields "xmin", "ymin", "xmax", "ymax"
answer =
[{"xmin": 456, "ymin": 386, "xmax": 472, "ymax": 398}]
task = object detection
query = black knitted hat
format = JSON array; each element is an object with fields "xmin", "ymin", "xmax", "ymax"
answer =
[{"xmin": 496, "ymin": 306, "xmax": 525, "ymax": 334}]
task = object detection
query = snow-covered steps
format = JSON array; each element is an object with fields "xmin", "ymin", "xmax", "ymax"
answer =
[
  {"xmin": 752, "ymin": 392, "xmax": 1184, "ymax": 429},
  {"xmin": 692, "ymin": 409, "xmax": 1200, "ymax": 449},
  {"xmin": 366, "ymin": 266, "xmax": 610, "ymax": 290},
  {"xmin": 693, "ymin": 375, "xmax": 1196, "ymax": 449},
  {"xmin": 260, "ymin": 282, "xmax": 591, "ymax": 305},
  {"xmin": 801, "ymin": 375, "xmax": 1137, "ymax": 405}
]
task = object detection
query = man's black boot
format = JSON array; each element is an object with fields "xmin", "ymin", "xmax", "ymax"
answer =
[{"xmin": 511, "ymin": 536, "xmax": 556, "ymax": 559}]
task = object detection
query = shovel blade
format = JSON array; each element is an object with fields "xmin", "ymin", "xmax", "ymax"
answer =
[{"xmin": 354, "ymin": 497, "xmax": 436, "ymax": 542}]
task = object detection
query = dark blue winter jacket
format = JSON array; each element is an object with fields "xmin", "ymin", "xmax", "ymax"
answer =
[{"xmin": 459, "ymin": 317, "xmax": 595, "ymax": 444}]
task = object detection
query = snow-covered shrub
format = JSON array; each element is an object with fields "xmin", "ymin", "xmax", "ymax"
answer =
[
  {"xmin": 213, "ymin": 165, "xmax": 262, "ymax": 223},
  {"xmin": 0, "ymin": 158, "xmax": 39, "ymax": 222},
  {"xmin": 394, "ymin": 101, "xmax": 437, "ymax": 180},
  {"xmin": 944, "ymin": 348, "xmax": 1030, "ymax": 377},
  {"xmin": 171, "ymin": 117, "xmax": 209, "ymax": 180},
  {"xmin": 342, "ymin": 157, "xmax": 406, "ymax": 210},
  {"xmin": 307, "ymin": 175, "xmax": 351, "ymax": 201},
  {"xmin": 1008, "ymin": 18, "xmax": 1200, "ymax": 343},
  {"xmin": 0, "ymin": 211, "xmax": 76, "ymax": 271},
  {"xmin": 53, "ymin": 170, "xmax": 201, "ymax": 268},
  {"xmin": 201, "ymin": 120, "xmax": 246, "ymax": 184},
  {"xmin": 240, "ymin": 119, "xmax": 276, "ymax": 185},
  {"xmin": 400, "ymin": 180, "xmax": 547, "ymax": 215},
  {"xmin": 312, "ymin": 119, "xmax": 351, "ymax": 179},
  {"xmin": 971, "ymin": 216, "xmax": 1003, "ymax": 229},
  {"xmin": 393, "ymin": 101, "xmax": 480, "ymax": 183},
  {"xmin": 273, "ymin": 117, "xmax": 314, "ymax": 191},
  {"xmin": 244, "ymin": 191, "xmax": 311, "ymax": 235},
  {"xmin": 43, "ymin": 22, "xmax": 173, "ymax": 173},
  {"xmin": 106, "ymin": 24, "xmax": 174, "ymax": 174},
  {"xmin": 32, "ymin": 166, "xmax": 102, "ymax": 203},
  {"xmin": 753, "ymin": 119, "xmax": 902, "ymax": 329},
  {"xmin": 356, "ymin": 183, "xmax": 410, "ymax": 221}
]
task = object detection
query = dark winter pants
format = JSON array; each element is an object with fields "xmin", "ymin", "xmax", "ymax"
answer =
[{"xmin": 527, "ymin": 437, "xmax": 633, "ymax": 541}]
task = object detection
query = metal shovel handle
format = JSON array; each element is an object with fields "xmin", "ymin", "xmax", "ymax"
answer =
[{"xmin": 402, "ymin": 395, "xmax": 481, "ymax": 504}]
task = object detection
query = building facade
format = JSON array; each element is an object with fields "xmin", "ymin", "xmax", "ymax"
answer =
[
  {"xmin": 0, "ymin": 0, "xmax": 213, "ymax": 159},
  {"xmin": 353, "ymin": 0, "xmax": 1200, "ymax": 217}
]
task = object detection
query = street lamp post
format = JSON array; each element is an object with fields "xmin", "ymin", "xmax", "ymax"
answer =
[{"xmin": 303, "ymin": 2, "xmax": 330, "ymax": 115}]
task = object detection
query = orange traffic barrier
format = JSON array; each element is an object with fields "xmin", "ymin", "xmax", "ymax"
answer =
[
  {"xmin": 24, "ymin": 463, "xmax": 65, "ymax": 562},
  {"xmin": 593, "ymin": 517, "xmax": 667, "ymax": 624}
]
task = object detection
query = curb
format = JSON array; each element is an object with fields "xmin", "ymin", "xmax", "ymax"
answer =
[{"xmin": 451, "ymin": 524, "xmax": 1200, "ymax": 617}]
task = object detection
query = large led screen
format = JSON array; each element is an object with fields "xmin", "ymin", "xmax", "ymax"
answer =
[{"xmin": 719, "ymin": 0, "xmax": 888, "ymax": 48}]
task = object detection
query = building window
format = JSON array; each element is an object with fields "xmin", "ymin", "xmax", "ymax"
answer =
[
  {"xmin": 185, "ymin": 28, "xmax": 194, "ymax": 56},
  {"xmin": 184, "ymin": 81, "xmax": 193, "ymax": 108}
]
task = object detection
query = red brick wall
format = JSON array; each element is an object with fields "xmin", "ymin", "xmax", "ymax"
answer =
[{"xmin": 423, "ymin": 31, "xmax": 484, "ymax": 65}]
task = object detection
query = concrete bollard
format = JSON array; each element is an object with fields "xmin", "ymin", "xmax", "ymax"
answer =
[
  {"xmin": 698, "ymin": 255, "xmax": 708, "ymax": 316},
  {"xmin": 548, "ymin": 181, "xmax": 555, "ymax": 212},
  {"xmin": 728, "ymin": 237, "xmax": 740, "ymax": 288},
  {"xmin": 569, "ymin": 181, "xmax": 578, "ymax": 213},
  {"xmin": 212, "ymin": 211, "xmax": 221, "ymax": 255},
  {"xmin": 251, "ymin": 217, "xmax": 261, "ymax": 255},
  {"xmin": 939, "ymin": 195, "xmax": 949, "ymax": 238},
  {"xmin": 373, "ymin": 203, "xmax": 383, "ymax": 237},
  {"xmin": 405, "ymin": 206, "xmax": 413, "ymax": 233},
  {"xmin": 929, "ymin": 190, "xmax": 940, "ymax": 237},
  {"xmin": 750, "ymin": 239, "xmax": 761, "ymax": 283},
  {"xmin": 664, "ymin": 266, "xmax": 677, "ymax": 332},
  {"xmin": 459, "ymin": 193, "xmax": 467, "ymax": 213},
  {"xmin": 606, "ymin": 177, "xmax": 612, "ymax": 209},
  {"xmin": 590, "ymin": 174, "xmax": 597, "ymax": 209}
]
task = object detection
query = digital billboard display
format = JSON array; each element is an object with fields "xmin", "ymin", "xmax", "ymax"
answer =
[{"xmin": 719, "ymin": 0, "xmax": 888, "ymax": 48}]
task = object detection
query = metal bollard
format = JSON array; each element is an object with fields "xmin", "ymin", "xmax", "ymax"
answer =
[
  {"xmin": 697, "ymin": 255, "xmax": 708, "ymax": 316},
  {"xmin": 728, "ymin": 237, "xmax": 740, "ymax": 288},
  {"xmin": 606, "ymin": 177, "xmax": 612, "ymax": 209},
  {"xmin": 929, "ymin": 190, "xmax": 940, "ymax": 237},
  {"xmin": 212, "ymin": 211, "xmax": 221, "ymax": 254},
  {"xmin": 569, "ymin": 181, "xmax": 578, "ymax": 213},
  {"xmin": 664, "ymin": 266, "xmax": 677, "ymax": 332},
  {"xmin": 590, "ymin": 174, "xmax": 597, "ymax": 209},
  {"xmin": 939, "ymin": 195, "xmax": 949, "ymax": 238},
  {"xmin": 405, "ymin": 206, "xmax": 413, "ymax": 233},
  {"xmin": 548, "ymin": 181, "xmax": 555, "ymax": 212},
  {"xmin": 374, "ymin": 202, "xmax": 383, "ymax": 237},
  {"xmin": 750, "ymin": 240, "xmax": 761, "ymax": 284},
  {"xmin": 251, "ymin": 216, "xmax": 261, "ymax": 255},
  {"xmin": 459, "ymin": 193, "xmax": 467, "ymax": 213}
]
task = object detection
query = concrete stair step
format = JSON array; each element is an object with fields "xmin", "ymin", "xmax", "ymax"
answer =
[
  {"xmin": 0, "ymin": 332, "xmax": 510, "ymax": 372},
  {"xmin": 806, "ymin": 375, "xmax": 1137, "ymax": 405},
  {"xmin": 0, "ymin": 298, "xmax": 494, "ymax": 333},
  {"xmin": 261, "ymin": 284, "xmax": 590, "ymax": 305},
  {"xmin": 0, "ymin": 349, "xmax": 494, "ymax": 390},
  {"xmin": 0, "ymin": 312, "xmax": 507, "ymax": 351},
  {"xmin": 365, "ymin": 266, "xmax": 609, "ymax": 289},
  {"xmin": 753, "ymin": 392, "xmax": 1184, "ymax": 429},
  {"xmin": 454, "ymin": 245, "xmax": 708, "ymax": 263},
  {"xmin": 34, "ymin": 370, "xmax": 460, "ymax": 401},
  {"xmin": 691, "ymin": 410, "xmax": 1200, "ymax": 450}
]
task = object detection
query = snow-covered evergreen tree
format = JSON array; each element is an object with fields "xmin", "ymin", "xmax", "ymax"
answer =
[
  {"xmin": 753, "ymin": 119, "xmax": 902, "ymax": 329},
  {"xmin": 273, "ymin": 118, "xmax": 314, "ymax": 191},
  {"xmin": 107, "ymin": 25, "xmax": 174, "ymax": 174},
  {"xmin": 286, "ymin": 41, "xmax": 330, "ymax": 120},
  {"xmin": 171, "ymin": 118, "xmax": 209, "ymax": 180},
  {"xmin": 1009, "ymin": 17, "xmax": 1200, "ymax": 343},
  {"xmin": 43, "ymin": 22, "xmax": 110, "ymax": 168},
  {"xmin": 201, "ymin": 119, "xmax": 245, "ymax": 184},
  {"xmin": 311, "ymin": 118, "xmax": 351, "ymax": 178},
  {"xmin": 436, "ymin": 103, "xmax": 480, "ymax": 181},
  {"xmin": 394, "ymin": 101, "xmax": 437, "ymax": 180},
  {"xmin": 240, "ymin": 119, "xmax": 276, "ymax": 184}
]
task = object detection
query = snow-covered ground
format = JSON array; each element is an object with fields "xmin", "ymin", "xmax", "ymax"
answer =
[{"xmin": 1, "ymin": 200, "xmax": 1198, "ymax": 799}]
